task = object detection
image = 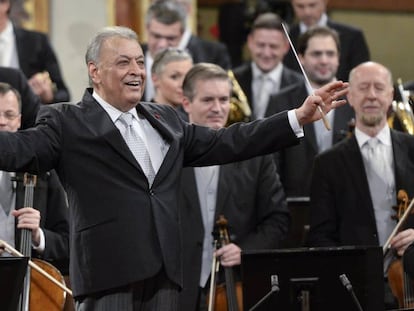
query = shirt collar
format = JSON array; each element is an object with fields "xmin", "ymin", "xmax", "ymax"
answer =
[
  {"xmin": 299, "ymin": 13, "xmax": 328, "ymax": 33},
  {"xmin": 0, "ymin": 21, "xmax": 14, "ymax": 43},
  {"xmin": 251, "ymin": 62, "xmax": 284, "ymax": 84},
  {"xmin": 355, "ymin": 124, "xmax": 392, "ymax": 149},
  {"xmin": 92, "ymin": 90, "xmax": 139, "ymax": 123}
]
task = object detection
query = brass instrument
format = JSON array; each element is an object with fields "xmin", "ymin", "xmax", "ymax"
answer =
[
  {"xmin": 226, "ymin": 70, "xmax": 252, "ymax": 126},
  {"xmin": 388, "ymin": 78, "xmax": 414, "ymax": 135}
]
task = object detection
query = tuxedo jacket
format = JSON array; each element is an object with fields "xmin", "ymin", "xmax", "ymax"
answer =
[
  {"xmin": 283, "ymin": 20, "xmax": 370, "ymax": 81},
  {"xmin": 0, "ymin": 88, "xmax": 298, "ymax": 297},
  {"xmin": 14, "ymin": 171, "xmax": 69, "ymax": 274},
  {"xmin": 0, "ymin": 66, "xmax": 40, "ymax": 129},
  {"xmin": 268, "ymin": 82, "xmax": 354, "ymax": 197},
  {"xmin": 178, "ymin": 155, "xmax": 290, "ymax": 311},
  {"xmin": 307, "ymin": 130, "xmax": 414, "ymax": 247},
  {"xmin": 14, "ymin": 26, "xmax": 70, "ymax": 103},
  {"xmin": 232, "ymin": 62, "xmax": 304, "ymax": 119}
]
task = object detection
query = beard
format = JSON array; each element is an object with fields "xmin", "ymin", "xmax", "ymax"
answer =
[{"xmin": 360, "ymin": 113, "xmax": 384, "ymax": 127}]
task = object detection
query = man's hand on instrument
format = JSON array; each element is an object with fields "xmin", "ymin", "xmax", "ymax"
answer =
[
  {"xmin": 12, "ymin": 207, "xmax": 41, "ymax": 246},
  {"xmin": 295, "ymin": 80, "xmax": 349, "ymax": 126},
  {"xmin": 215, "ymin": 243, "xmax": 241, "ymax": 267},
  {"xmin": 390, "ymin": 228, "xmax": 414, "ymax": 256}
]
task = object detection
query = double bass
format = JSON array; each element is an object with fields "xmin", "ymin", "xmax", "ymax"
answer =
[
  {"xmin": 208, "ymin": 215, "xmax": 243, "ymax": 311},
  {"xmin": 14, "ymin": 173, "xmax": 70, "ymax": 311}
]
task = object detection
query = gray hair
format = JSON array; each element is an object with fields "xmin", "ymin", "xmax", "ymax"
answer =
[
  {"xmin": 151, "ymin": 48, "xmax": 193, "ymax": 76},
  {"xmin": 145, "ymin": 1, "xmax": 187, "ymax": 33},
  {"xmin": 85, "ymin": 26, "xmax": 138, "ymax": 65}
]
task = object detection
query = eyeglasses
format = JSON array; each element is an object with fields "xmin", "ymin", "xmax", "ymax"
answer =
[{"xmin": 0, "ymin": 112, "xmax": 20, "ymax": 121}]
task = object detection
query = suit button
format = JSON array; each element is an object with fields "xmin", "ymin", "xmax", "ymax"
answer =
[{"xmin": 149, "ymin": 190, "xmax": 154, "ymax": 196}]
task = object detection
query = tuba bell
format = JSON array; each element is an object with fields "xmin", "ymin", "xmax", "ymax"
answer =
[
  {"xmin": 388, "ymin": 78, "xmax": 414, "ymax": 135},
  {"xmin": 226, "ymin": 70, "xmax": 252, "ymax": 126}
]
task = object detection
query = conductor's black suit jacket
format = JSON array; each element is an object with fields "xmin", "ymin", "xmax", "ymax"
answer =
[
  {"xmin": 307, "ymin": 131, "xmax": 414, "ymax": 247},
  {"xmin": 0, "ymin": 88, "xmax": 298, "ymax": 297}
]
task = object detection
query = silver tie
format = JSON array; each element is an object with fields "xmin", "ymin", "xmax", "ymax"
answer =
[{"xmin": 118, "ymin": 113, "xmax": 156, "ymax": 186}]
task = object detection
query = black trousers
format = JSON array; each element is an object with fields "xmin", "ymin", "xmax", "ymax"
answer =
[{"xmin": 76, "ymin": 270, "xmax": 179, "ymax": 311}]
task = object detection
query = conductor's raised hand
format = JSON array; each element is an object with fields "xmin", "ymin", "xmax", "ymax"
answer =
[{"xmin": 295, "ymin": 80, "xmax": 349, "ymax": 126}]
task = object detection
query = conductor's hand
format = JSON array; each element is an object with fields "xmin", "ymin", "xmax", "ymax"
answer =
[
  {"xmin": 215, "ymin": 243, "xmax": 241, "ymax": 267},
  {"xmin": 12, "ymin": 207, "xmax": 41, "ymax": 246},
  {"xmin": 295, "ymin": 80, "xmax": 349, "ymax": 126}
]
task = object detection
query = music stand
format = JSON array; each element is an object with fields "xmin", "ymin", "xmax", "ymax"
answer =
[
  {"xmin": 242, "ymin": 246, "xmax": 384, "ymax": 311},
  {"xmin": 0, "ymin": 256, "xmax": 29, "ymax": 311}
]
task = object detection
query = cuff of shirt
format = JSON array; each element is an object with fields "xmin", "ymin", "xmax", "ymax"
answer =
[
  {"xmin": 288, "ymin": 109, "xmax": 304, "ymax": 138},
  {"xmin": 32, "ymin": 228, "xmax": 45, "ymax": 254}
]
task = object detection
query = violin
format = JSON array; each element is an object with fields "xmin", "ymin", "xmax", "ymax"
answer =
[
  {"xmin": 17, "ymin": 173, "xmax": 68, "ymax": 311},
  {"xmin": 208, "ymin": 215, "xmax": 243, "ymax": 311},
  {"xmin": 387, "ymin": 189, "xmax": 414, "ymax": 309}
]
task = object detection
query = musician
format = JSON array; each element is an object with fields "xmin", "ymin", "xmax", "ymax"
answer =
[
  {"xmin": 0, "ymin": 66, "xmax": 41, "ymax": 129},
  {"xmin": 307, "ymin": 62, "xmax": 414, "ymax": 309},
  {"xmin": 0, "ymin": 0, "xmax": 70, "ymax": 104},
  {"xmin": 178, "ymin": 63, "xmax": 290, "ymax": 311},
  {"xmin": 284, "ymin": 0, "xmax": 370, "ymax": 81},
  {"xmin": 232, "ymin": 12, "xmax": 303, "ymax": 120},
  {"xmin": 269, "ymin": 26, "xmax": 354, "ymax": 197},
  {"xmin": 151, "ymin": 47, "xmax": 193, "ymax": 120},
  {"xmin": 0, "ymin": 82, "xmax": 69, "ymax": 272}
]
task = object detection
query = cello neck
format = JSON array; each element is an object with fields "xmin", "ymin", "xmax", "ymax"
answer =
[{"xmin": 18, "ymin": 173, "xmax": 37, "ymax": 311}]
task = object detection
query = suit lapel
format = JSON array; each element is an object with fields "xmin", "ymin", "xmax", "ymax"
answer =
[
  {"xmin": 391, "ymin": 130, "xmax": 409, "ymax": 193},
  {"xmin": 80, "ymin": 91, "xmax": 142, "ymax": 171},
  {"xmin": 182, "ymin": 168, "xmax": 204, "ymax": 234}
]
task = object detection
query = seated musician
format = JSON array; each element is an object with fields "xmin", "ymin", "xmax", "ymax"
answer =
[
  {"xmin": 306, "ymin": 62, "xmax": 414, "ymax": 309},
  {"xmin": 177, "ymin": 63, "xmax": 290, "ymax": 311},
  {"xmin": 0, "ymin": 83, "xmax": 69, "ymax": 273}
]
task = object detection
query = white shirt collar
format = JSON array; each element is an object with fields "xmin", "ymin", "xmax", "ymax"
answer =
[
  {"xmin": 251, "ymin": 61, "xmax": 284, "ymax": 85},
  {"xmin": 355, "ymin": 124, "xmax": 392, "ymax": 149},
  {"xmin": 299, "ymin": 13, "xmax": 328, "ymax": 34},
  {"xmin": 92, "ymin": 91, "xmax": 139, "ymax": 122}
]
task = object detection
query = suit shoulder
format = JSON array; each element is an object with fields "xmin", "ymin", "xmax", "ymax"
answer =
[
  {"xmin": 15, "ymin": 26, "xmax": 49, "ymax": 40},
  {"xmin": 282, "ymin": 66, "xmax": 304, "ymax": 81},
  {"xmin": 232, "ymin": 62, "xmax": 250, "ymax": 77},
  {"xmin": 328, "ymin": 20, "xmax": 365, "ymax": 35}
]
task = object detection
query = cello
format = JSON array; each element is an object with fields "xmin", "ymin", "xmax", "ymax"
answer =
[
  {"xmin": 15, "ymin": 173, "xmax": 69, "ymax": 311},
  {"xmin": 385, "ymin": 189, "xmax": 414, "ymax": 309},
  {"xmin": 208, "ymin": 215, "xmax": 243, "ymax": 311}
]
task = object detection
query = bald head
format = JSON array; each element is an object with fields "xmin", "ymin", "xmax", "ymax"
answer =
[{"xmin": 347, "ymin": 62, "xmax": 394, "ymax": 134}]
